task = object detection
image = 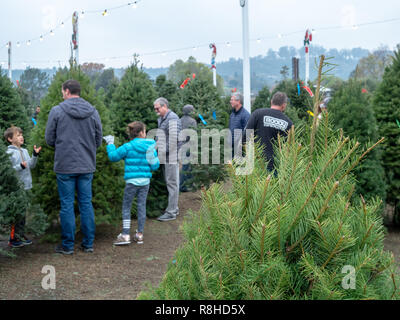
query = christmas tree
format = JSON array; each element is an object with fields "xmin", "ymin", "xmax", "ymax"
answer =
[
  {"xmin": 0, "ymin": 68, "xmax": 30, "ymax": 136},
  {"xmin": 110, "ymin": 61, "xmax": 168, "ymax": 217},
  {"xmin": 329, "ymin": 79, "xmax": 386, "ymax": 203},
  {"xmin": 30, "ymin": 67, "xmax": 125, "ymax": 227},
  {"xmin": 138, "ymin": 56, "xmax": 399, "ymax": 300},
  {"xmin": 154, "ymin": 74, "xmax": 179, "ymax": 112},
  {"xmin": 273, "ymin": 79, "xmax": 313, "ymax": 126},
  {"xmin": 0, "ymin": 140, "xmax": 48, "ymax": 256},
  {"xmin": 252, "ymin": 85, "xmax": 271, "ymax": 112},
  {"xmin": 372, "ymin": 46, "xmax": 400, "ymax": 224},
  {"xmin": 176, "ymin": 77, "xmax": 229, "ymax": 190}
]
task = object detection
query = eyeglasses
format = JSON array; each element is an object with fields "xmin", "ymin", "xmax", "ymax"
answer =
[{"xmin": 154, "ymin": 105, "xmax": 163, "ymax": 111}]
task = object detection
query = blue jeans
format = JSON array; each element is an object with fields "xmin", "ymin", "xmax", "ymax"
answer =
[{"xmin": 56, "ymin": 173, "xmax": 95, "ymax": 251}]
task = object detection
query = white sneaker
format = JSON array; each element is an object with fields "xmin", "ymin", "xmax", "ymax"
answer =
[
  {"xmin": 113, "ymin": 233, "xmax": 131, "ymax": 246},
  {"xmin": 134, "ymin": 230, "xmax": 144, "ymax": 244}
]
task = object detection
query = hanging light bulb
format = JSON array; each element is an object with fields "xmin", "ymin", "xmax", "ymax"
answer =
[
  {"xmin": 5, "ymin": 43, "xmax": 9, "ymax": 48},
  {"xmin": 27, "ymin": 40, "xmax": 31, "ymax": 46},
  {"xmin": 131, "ymin": 2, "xmax": 137, "ymax": 9},
  {"xmin": 17, "ymin": 42, "xmax": 21, "ymax": 47},
  {"xmin": 192, "ymin": 46, "xmax": 197, "ymax": 51},
  {"xmin": 61, "ymin": 22, "xmax": 65, "ymax": 28},
  {"xmin": 256, "ymin": 38, "xmax": 261, "ymax": 44},
  {"xmin": 226, "ymin": 41, "xmax": 231, "ymax": 47},
  {"xmin": 102, "ymin": 9, "xmax": 108, "ymax": 16},
  {"xmin": 352, "ymin": 25, "xmax": 358, "ymax": 30},
  {"xmin": 50, "ymin": 30, "xmax": 55, "ymax": 36},
  {"xmin": 40, "ymin": 35, "xmax": 44, "ymax": 42},
  {"xmin": 80, "ymin": 11, "xmax": 85, "ymax": 18}
]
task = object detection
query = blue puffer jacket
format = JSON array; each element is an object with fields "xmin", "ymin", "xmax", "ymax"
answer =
[{"xmin": 106, "ymin": 138, "xmax": 159, "ymax": 180}]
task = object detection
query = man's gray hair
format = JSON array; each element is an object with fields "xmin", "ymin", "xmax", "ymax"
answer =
[
  {"xmin": 231, "ymin": 93, "xmax": 243, "ymax": 106},
  {"xmin": 154, "ymin": 97, "xmax": 169, "ymax": 108},
  {"xmin": 271, "ymin": 92, "xmax": 288, "ymax": 107}
]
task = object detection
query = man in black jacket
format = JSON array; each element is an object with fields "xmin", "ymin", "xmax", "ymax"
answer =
[
  {"xmin": 45, "ymin": 79, "xmax": 102, "ymax": 254},
  {"xmin": 245, "ymin": 91, "xmax": 293, "ymax": 173}
]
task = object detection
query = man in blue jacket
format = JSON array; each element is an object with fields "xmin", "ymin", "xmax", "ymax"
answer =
[
  {"xmin": 229, "ymin": 93, "xmax": 250, "ymax": 158},
  {"xmin": 45, "ymin": 79, "xmax": 102, "ymax": 254}
]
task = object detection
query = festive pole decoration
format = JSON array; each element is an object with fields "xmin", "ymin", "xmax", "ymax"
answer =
[
  {"xmin": 209, "ymin": 43, "xmax": 217, "ymax": 87},
  {"xmin": 304, "ymin": 29, "xmax": 312, "ymax": 84},
  {"xmin": 297, "ymin": 83, "xmax": 301, "ymax": 96},
  {"xmin": 72, "ymin": 11, "xmax": 79, "ymax": 66},
  {"xmin": 199, "ymin": 114, "xmax": 207, "ymax": 125},
  {"xmin": 7, "ymin": 41, "xmax": 12, "ymax": 81},
  {"xmin": 192, "ymin": 73, "xmax": 196, "ymax": 79},
  {"xmin": 303, "ymin": 85, "xmax": 314, "ymax": 97},
  {"xmin": 307, "ymin": 110, "xmax": 315, "ymax": 117},
  {"xmin": 180, "ymin": 77, "xmax": 190, "ymax": 89},
  {"xmin": 212, "ymin": 110, "xmax": 217, "ymax": 120},
  {"xmin": 361, "ymin": 88, "xmax": 368, "ymax": 93},
  {"xmin": 231, "ymin": 88, "xmax": 237, "ymax": 93}
]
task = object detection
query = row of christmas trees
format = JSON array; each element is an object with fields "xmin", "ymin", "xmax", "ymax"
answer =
[{"xmin": 0, "ymin": 57, "xmax": 230, "ymax": 247}]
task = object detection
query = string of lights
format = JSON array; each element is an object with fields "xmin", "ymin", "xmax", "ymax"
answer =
[
  {"xmin": 1, "ymin": 2, "xmax": 399, "ymax": 67},
  {"xmin": 2, "ymin": 1, "xmax": 142, "ymax": 49}
]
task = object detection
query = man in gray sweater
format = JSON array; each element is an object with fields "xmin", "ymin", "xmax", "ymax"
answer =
[
  {"xmin": 45, "ymin": 79, "xmax": 102, "ymax": 254},
  {"xmin": 154, "ymin": 97, "xmax": 182, "ymax": 221}
]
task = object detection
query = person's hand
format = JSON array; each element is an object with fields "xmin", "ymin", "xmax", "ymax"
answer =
[
  {"xmin": 34, "ymin": 145, "xmax": 42, "ymax": 154},
  {"xmin": 103, "ymin": 135, "xmax": 115, "ymax": 145},
  {"xmin": 21, "ymin": 161, "xmax": 27, "ymax": 168}
]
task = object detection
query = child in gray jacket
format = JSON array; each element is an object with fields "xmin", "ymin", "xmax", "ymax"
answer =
[{"xmin": 4, "ymin": 126, "xmax": 41, "ymax": 248}]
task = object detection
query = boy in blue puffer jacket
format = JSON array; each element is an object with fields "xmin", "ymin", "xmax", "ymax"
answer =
[{"xmin": 104, "ymin": 121, "xmax": 159, "ymax": 245}]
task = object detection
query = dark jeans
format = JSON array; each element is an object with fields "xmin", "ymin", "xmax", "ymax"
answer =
[
  {"xmin": 180, "ymin": 163, "xmax": 193, "ymax": 191},
  {"xmin": 122, "ymin": 183, "xmax": 150, "ymax": 234},
  {"xmin": 56, "ymin": 173, "xmax": 95, "ymax": 251},
  {"xmin": 10, "ymin": 218, "xmax": 25, "ymax": 241}
]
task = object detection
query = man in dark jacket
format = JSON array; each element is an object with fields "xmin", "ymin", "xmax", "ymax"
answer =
[
  {"xmin": 229, "ymin": 93, "xmax": 250, "ymax": 158},
  {"xmin": 244, "ymin": 91, "xmax": 293, "ymax": 173},
  {"xmin": 45, "ymin": 79, "xmax": 102, "ymax": 254},
  {"xmin": 179, "ymin": 104, "xmax": 197, "ymax": 192}
]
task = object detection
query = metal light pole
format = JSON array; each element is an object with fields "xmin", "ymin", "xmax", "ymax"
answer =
[{"xmin": 240, "ymin": 0, "xmax": 251, "ymax": 113}]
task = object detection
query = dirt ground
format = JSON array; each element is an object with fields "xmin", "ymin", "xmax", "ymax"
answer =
[
  {"xmin": 0, "ymin": 189, "xmax": 203, "ymax": 300},
  {"xmin": 1, "ymin": 187, "xmax": 400, "ymax": 300}
]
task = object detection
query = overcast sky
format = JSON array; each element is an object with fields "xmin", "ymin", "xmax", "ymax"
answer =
[{"xmin": 1, "ymin": 0, "xmax": 399, "ymax": 70}]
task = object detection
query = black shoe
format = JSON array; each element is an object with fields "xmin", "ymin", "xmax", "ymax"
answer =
[
  {"xmin": 79, "ymin": 244, "xmax": 94, "ymax": 253},
  {"xmin": 55, "ymin": 244, "xmax": 74, "ymax": 255}
]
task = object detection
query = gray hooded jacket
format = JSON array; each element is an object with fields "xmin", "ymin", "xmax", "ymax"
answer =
[
  {"xmin": 45, "ymin": 97, "xmax": 102, "ymax": 174},
  {"xmin": 6, "ymin": 145, "xmax": 38, "ymax": 190}
]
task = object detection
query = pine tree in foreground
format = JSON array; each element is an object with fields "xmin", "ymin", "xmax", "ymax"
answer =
[
  {"xmin": 138, "ymin": 56, "xmax": 400, "ymax": 300},
  {"xmin": 30, "ymin": 67, "xmax": 125, "ymax": 227}
]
